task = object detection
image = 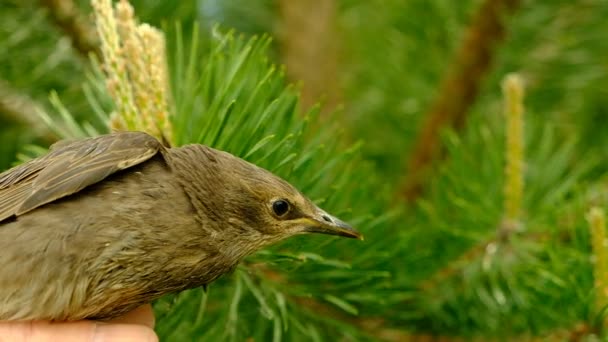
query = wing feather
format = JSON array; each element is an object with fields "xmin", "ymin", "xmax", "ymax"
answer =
[
  {"xmin": 0, "ymin": 183, "xmax": 32, "ymax": 219},
  {"xmin": 0, "ymin": 131, "xmax": 164, "ymax": 222}
]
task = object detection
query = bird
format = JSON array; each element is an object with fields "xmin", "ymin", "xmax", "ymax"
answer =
[{"xmin": 0, "ymin": 131, "xmax": 361, "ymax": 321}]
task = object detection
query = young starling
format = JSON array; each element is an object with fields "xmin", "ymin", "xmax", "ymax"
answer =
[{"xmin": 0, "ymin": 131, "xmax": 361, "ymax": 321}]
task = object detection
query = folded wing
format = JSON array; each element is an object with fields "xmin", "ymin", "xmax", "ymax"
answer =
[{"xmin": 0, "ymin": 131, "xmax": 164, "ymax": 223}]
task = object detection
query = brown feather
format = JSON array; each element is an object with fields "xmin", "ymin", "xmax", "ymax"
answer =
[{"xmin": 0, "ymin": 131, "xmax": 163, "ymax": 222}]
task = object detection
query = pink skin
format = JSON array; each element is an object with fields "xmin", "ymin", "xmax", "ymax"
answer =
[{"xmin": 0, "ymin": 305, "xmax": 157, "ymax": 342}]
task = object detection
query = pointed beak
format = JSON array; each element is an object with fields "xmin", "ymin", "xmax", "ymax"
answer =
[{"xmin": 303, "ymin": 210, "xmax": 363, "ymax": 240}]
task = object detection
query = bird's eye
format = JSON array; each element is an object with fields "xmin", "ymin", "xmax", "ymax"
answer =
[{"xmin": 272, "ymin": 199, "xmax": 290, "ymax": 217}]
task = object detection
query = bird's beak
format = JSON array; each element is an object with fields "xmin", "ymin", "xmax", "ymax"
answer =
[{"xmin": 302, "ymin": 209, "xmax": 363, "ymax": 240}]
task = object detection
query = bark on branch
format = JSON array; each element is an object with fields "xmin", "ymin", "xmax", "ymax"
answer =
[
  {"xmin": 400, "ymin": 0, "xmax": 522, "ymax": 202},
  {"xmin": 39, "ymin": 0, "xmax": 100, "ymax": 58},
  {"xmin": 278, "ymin": 0, "xmax": 341, "ymax": 114}
]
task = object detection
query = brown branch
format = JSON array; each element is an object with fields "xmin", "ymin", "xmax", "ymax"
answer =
[
  {"xmin": 277, "ymin": 0, "xmax": 341, "ymax": 115},
  {"xmin": 400, "ymin": 0, "xmax": 522, "ymax": 202},
  {"xmin": 250, "ymin": 255, "xmax": 596, "ymax": 341},
  {"xmin": 292, "ymin": 295, "xmax": 471, "ymax": 342},
  {"xmin": 249, "ymin": 263, "xmax": 466, "ymax": 342},
  {"xmin": 0, "ymin": 79, "xmax": 57, "ymax": 143},
  {"xmin": 39, "ymin": 0, "xmax": 100, "ymax": 58}
]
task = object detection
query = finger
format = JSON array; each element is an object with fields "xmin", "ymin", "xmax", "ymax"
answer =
[
  {"xmin": 94, "ymin": 323, "xmax": 158, "ymax": 342},
  {"xmin": 0, "ymin": 321, "xmax": 94, "ymax": 342},
  {"xmin": 107, "ymin": 304, "xmax": 155, "ymax": 328},
  {"xmin": 0, "ymin": 320, "xmax": 158, "ymax": 342}
]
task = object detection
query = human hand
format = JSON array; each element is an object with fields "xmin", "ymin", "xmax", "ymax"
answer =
[{"xmin": 0, "ymin": 304, "xmax": 157, "ymax": 342}]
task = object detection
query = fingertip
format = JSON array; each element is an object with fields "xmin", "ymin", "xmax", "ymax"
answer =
[{"xmin": 93, "ymin": 323, "xmax": 158, "ymax": 342}]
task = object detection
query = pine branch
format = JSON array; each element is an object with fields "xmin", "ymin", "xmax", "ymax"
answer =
[
  {"xmin": 251, "ymin": 263, "xmax": 465, "ymax": 342},
  {"xmin": 541, "ymin": 323, "xmax": 596, "ymax": 342},
  {"xmin": 414, "ymin": 72, "xmax": 521, "ymax": 306},
  {"xmin": 39, "ymin": 0, "xmax": 100, "ymax": 58},
  {"xmin": 400, "ymin": 0, "xmax": 521, "ymax": 202},
  {"xmin": 277, "ymin": 0, "xmax": 341, "ymax": 114},
  {"xmin": 0, "ymin": 79, "xmax": 56, "ymax": 143}
]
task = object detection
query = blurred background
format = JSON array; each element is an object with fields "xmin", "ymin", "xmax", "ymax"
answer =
[{"xmin": 1, "ymin": 0, "xmax": 608, "ymax": 340}]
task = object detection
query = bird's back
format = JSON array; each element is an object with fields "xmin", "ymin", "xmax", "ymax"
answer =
[
  {"xmin": 0, "ymin": 131, "xmax": 163, "ymax": 222},
  {"xmin": 0, "ymin": 131, "xmax": 304, "ymax": 320},
  {"xmin": 0, "ymin": 132, "xmax": 224, "ymax": 320}
]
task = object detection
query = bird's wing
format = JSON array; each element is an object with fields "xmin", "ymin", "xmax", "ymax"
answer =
[{"xmin": 0, "ymin": 131, "xmax": 164, "ymax": 222}]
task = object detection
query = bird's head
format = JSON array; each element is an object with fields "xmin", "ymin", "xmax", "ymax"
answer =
[{"xmin": 210, "ymin": 149, "xmax": 362, "ymax": 246}]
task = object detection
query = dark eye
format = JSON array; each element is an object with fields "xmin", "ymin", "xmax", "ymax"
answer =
[{"xmin": 272, "ymin": 199, "xmax": 290, "ymax": 217}]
